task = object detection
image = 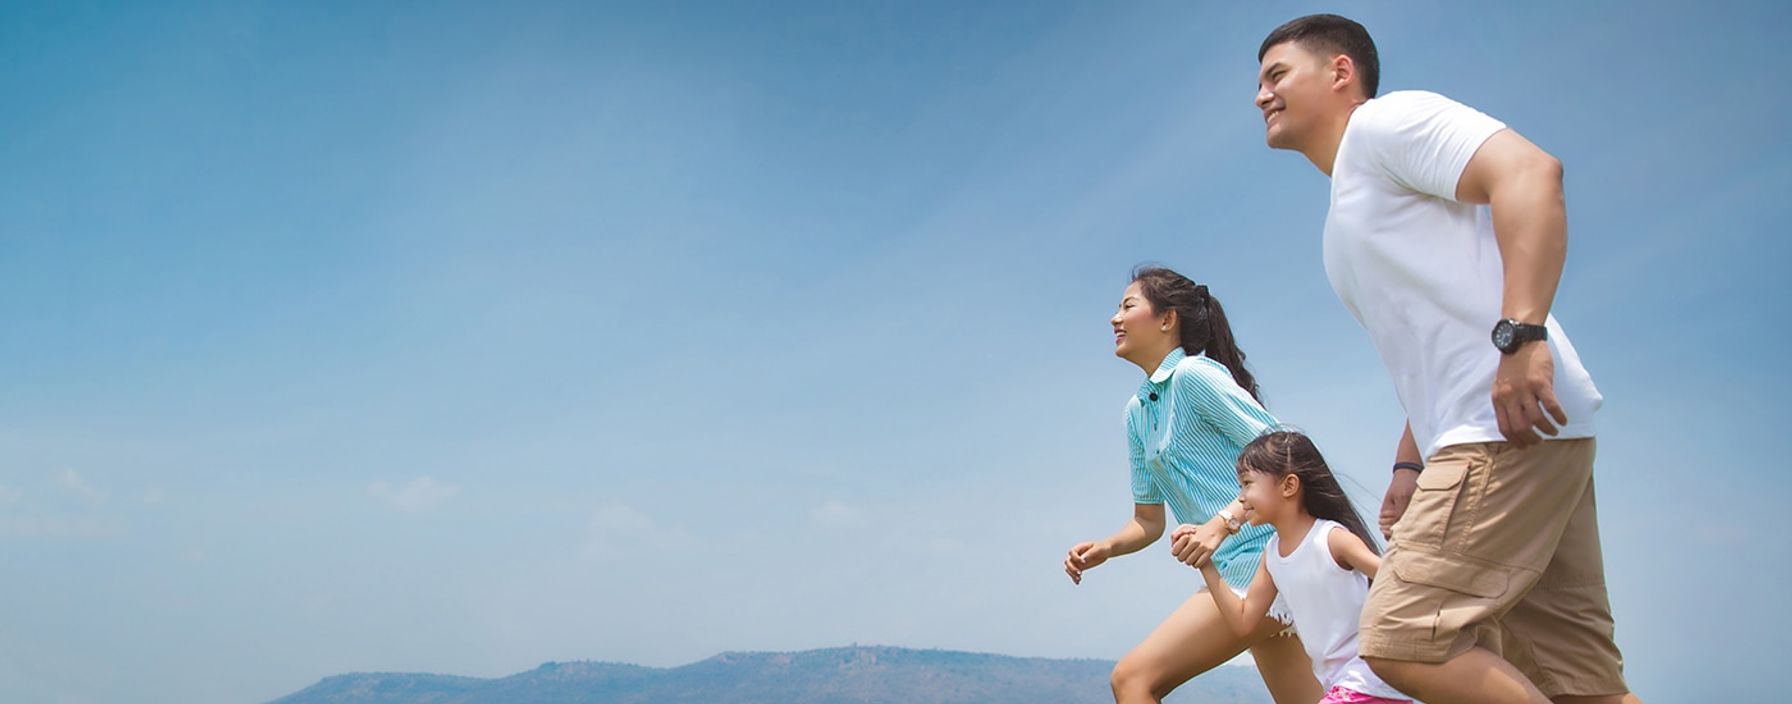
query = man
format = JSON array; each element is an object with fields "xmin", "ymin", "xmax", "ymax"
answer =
[{"xmin": 1251, "ymin": 14, "xmax": 1640, "ymax": 704}]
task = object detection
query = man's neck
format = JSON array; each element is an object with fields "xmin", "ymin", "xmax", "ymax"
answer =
[{"xmin": 1304, "ymin": 101, "xmax": 1366, "ymax": 177}]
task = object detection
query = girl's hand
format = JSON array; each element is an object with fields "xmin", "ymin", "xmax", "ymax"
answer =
[
  {"xmin": 1065, "ymin": 540, "xmax": 1111, "ymax": 585},
  {"xmin": 1170, "ymin": 521, "xmax": 1228, "ymax": 568}
]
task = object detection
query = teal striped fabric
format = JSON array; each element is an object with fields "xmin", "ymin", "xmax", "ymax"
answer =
[{"xmin": 1126, "ymin": 348, "xmax": 1278, "ymax": 590}]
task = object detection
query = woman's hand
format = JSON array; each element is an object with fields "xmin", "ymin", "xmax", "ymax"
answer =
[
  {"xmin": 1065, "ymin": 540, "xmax": 1112, "ymax": 585},
  {"xmin": 1169, "ymin": 520, "xmax": 1228, "ymax": 568}
]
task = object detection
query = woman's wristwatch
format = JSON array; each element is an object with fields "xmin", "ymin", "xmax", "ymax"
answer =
[{"xmin": 1217, "ymin": 508, "xmax": 1242, "ymax": 534}]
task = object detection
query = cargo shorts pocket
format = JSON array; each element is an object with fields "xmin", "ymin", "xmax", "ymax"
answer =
[
  {"xmin": 1393, "ymin": 450, "xmax": 1476, "ymax": 551},
  {"xmin": 1390, "ymin": 549, "xmax": 1514, "ymax": 650},
  {"xmin": 1391, "ymin": 549, "xmax": 1510, "ymax": 600}
]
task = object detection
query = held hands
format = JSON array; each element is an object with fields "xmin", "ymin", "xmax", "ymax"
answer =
[
  {"xmin": 1491, "ymin": 341, "xmax": 1568, "ymax": 447},
  {"xmin": 1379, "ymin": 469, "xmax": 1419, "ymax": 540},
  {"xmin": 1064, "ymin": 540, "xmax": 1111, "ymax": 585},
  {"xmin": 1169, "ymin": 521, "xmax": 1228, "ymax": 568}
]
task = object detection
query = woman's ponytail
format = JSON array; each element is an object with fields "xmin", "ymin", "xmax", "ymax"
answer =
[{"xmin": 1130, "ymin": 266, "xmax": 1261, "ymax": 403}]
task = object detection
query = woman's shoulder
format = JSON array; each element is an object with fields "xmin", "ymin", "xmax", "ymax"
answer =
[
  {"xmin": 1172, "ymin": 355, "xmax": 1236, "ymax": 388},
  {"xmin": 1174, "ymin": 353, "xmax": 1228, "ymax": 374}
]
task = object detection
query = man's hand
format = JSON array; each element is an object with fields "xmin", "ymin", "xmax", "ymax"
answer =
[
  {"xmin": 1491, "ymin": 340, "xmax": 1568, "ymax": 447},
  {"xmin": 1379, "ymin": 469, "xmax": 1419, "ymax": 540}
]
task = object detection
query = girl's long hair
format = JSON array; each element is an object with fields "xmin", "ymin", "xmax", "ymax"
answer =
[
  {"xmin": 1237, "ymin": 429, "xmax": 1381, "ymax": 555},
  {"xmin": 1131, "ymin": 266, "xmax": 1260, "ymax": 403}
]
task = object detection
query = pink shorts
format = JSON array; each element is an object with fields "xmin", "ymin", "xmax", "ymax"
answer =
[{"xmin": 1318, "ymin": 686, "xmax": 1410, "ymax": 704}]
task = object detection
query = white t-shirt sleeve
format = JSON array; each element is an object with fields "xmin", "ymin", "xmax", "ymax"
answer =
[{"xmin": 1353, "ymin": 91, "xmax": 1508, "ymax": 202}]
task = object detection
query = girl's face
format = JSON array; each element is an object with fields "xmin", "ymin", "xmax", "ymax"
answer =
[
  {"xmin": 1111, "ymin": 281, "xmax": 1175, "ymax": 363},
  {"xmin": 1236, "ymin": 469, "xmax": 1295, "ymax": 526}
]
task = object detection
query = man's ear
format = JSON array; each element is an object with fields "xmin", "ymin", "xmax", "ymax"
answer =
[{"xmin": 1330, "ymin": 53, "xmax": 1357, "ymax": 95}]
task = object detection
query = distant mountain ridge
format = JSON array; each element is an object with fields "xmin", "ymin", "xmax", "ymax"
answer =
[{"xmin": 268, "ymin": 645, "xmax": 1271, "ymax": 704}]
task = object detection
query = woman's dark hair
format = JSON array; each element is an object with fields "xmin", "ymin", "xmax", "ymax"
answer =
[
  {"xmin": 1236, "ymin": 429, "xmax": 1381, "ymax": 555},
  {"xmin": 1130, "ymin": 266, "xmax": 1260, "ymax": 402}
]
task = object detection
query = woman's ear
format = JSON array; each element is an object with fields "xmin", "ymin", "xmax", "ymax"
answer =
[{"xmin": 1159, "ymin": 308, "xmax": 1177, "ymax": 333}]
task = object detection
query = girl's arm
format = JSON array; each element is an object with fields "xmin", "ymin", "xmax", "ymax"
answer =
[
  {"xmin": 1326, "ymin": 525, "xmax": 1383, "ymax": 579},
  {"xmin": 1169, "ymin": 495, "xmax": 1248, "ymax": 567},
  {"xmin": 1066, "ymin": 503, "xmax": 1166, "ymax": 584},
  {"xmin": 1201, "ymin": 559, "xmax": 1279, "ymax": 637}
]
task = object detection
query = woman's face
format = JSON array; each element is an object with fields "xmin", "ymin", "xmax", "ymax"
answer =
[{"xmin": 1112, "ymin": 281, "xmax": 1175, "ymax": 363}]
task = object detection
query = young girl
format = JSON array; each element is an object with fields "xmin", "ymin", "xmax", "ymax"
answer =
[{"xmin": 1195, "ymin": 429, "xmax": 1411, "ymax": 704}]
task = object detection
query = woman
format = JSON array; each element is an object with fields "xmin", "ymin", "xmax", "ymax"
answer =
[{"xmin": 1064, "ymin": 266, "xmax": 1321, "ymax": 704}]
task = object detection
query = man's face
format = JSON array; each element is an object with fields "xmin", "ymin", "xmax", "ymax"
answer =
[{"xmin": 1255, "ymin": 40, "xmax": 1334, "ymax": 150}]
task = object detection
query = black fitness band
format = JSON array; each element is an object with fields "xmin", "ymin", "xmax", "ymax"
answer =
[{"xmin": 1392, "ymin": 461, "xmax": 1424, "ymax": 474}]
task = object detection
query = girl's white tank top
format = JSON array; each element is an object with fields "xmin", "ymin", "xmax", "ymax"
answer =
[{"xmin": 1264, "ymin": 518, "xmax": 1406, "ymax": 698}]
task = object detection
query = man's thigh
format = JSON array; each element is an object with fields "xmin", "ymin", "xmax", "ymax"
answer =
[
  {"xmin": 1358, "ymin": 439, "xmax": 1595, "ymax": 663},
  {"xmin": 1498, "ymin": 462, "xmax": 1629, "ymax": 698}
]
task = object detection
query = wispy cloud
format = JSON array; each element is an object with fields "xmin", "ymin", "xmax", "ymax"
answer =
[
  {"xmin": 55, "ymin": 469, "xmax": 106, "ymax": 505},
  {"xmin": 809, "ymin": 499, "xmax": 866, "ymax": 528},
  {"xmin": 927, "ymin": 536, "xmax": 966, "ymax": 555},
  {"xmin": 586, "ymin": 501, "xmax": 683, "ymax": 557},
  {"xmin": 0, "ymin": 515, "xmax": 123, "ymax": 538},
  {"xmin": 368, "ymin": 476, "xmax": 461, "ymax": 514}
]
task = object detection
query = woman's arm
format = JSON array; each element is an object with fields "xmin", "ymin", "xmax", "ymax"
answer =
[
  {"xmin": 1201, "ymin": 559, "xmax": 1278, "ymax": 637},
  {"xmin": 1176, "ymin": 361, "xmax": 1277, "ymax": 449},
  {"xmin": 1066, "ymin": 503, "xmax": 1166, "ymax": 584},
  {"xmin": 1161, "ymin": 364, "xmax": 1264, "ymax": 567},
  {"xmin": 1326, "ymin": 525, "xmax": 1383, "ymax": 579}
]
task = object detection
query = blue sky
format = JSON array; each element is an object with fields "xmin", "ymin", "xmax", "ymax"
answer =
[{"xmin": 1, "ymin": 2, "xmax": 1786, "ymax": 702}]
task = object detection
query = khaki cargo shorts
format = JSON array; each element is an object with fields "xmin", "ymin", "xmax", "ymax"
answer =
[{"xmin": 1358, "ymin": 438, "xmax": 1628, "ymax": 698}]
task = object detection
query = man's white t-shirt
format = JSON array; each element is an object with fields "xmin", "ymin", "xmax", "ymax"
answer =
[{"xmin": 1323, "ymin": 90, "xmax": 1601, "ymax": 458}]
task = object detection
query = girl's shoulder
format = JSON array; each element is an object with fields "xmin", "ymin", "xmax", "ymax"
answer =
[{"xmin": 1319, "ymin": 519, "xmax": 1366, "ymax": 554}]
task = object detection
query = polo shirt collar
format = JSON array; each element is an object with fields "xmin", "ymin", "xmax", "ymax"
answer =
[{"xmin": 1144, "ymin": 347, "xmax": 1187, "ymax": 388}]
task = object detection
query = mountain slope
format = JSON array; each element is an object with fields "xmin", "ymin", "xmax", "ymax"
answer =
[{"xmin": 270, "ymin": 645, "xmax": 1271, "ymax": 704}]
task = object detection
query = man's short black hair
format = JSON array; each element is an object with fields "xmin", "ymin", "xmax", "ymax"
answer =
[{"xmin": 1258, "ymin": 14, "xmax": 1380, "ymax": 99}]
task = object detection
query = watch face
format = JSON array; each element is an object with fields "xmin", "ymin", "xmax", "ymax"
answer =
[{"xmin": 1493, "ymin": 322, "xmax": 1514, "ymax": 349}]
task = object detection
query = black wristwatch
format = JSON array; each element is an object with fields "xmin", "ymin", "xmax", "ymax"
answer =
[{"xmin": 1491, "ymin": 319, "xmax": 1548, "ymax": 355}]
